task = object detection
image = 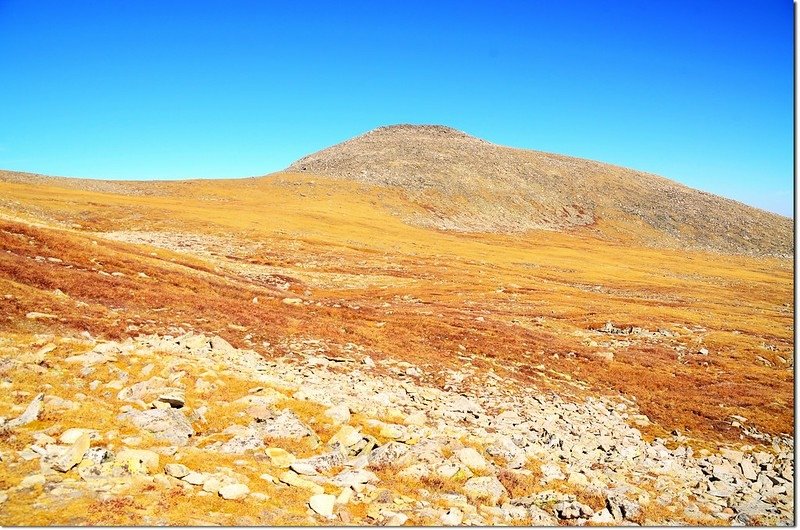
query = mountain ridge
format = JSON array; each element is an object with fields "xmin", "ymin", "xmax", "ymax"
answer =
[
  {"xmin": 0, "ymin": 124, "xmax": 792, "ymax": 258},
  {"xmin": 288, "ymin": 124, "xmax": 791, "ymax": 258}
]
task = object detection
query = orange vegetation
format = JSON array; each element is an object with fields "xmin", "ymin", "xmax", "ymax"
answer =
[{"xmin": 0, "ymin": 173, "xmax": 792, "ymax": 449}]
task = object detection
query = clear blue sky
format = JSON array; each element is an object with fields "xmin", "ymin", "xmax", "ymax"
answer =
[{"xmin": 0, "ymin": 0, "xmax": 793, "ymax": 216}]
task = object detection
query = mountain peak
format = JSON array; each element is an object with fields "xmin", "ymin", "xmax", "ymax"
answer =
[
  {"xmin": 366, "ymin": 123, "xmax": 479, "ymax": 139},
  {"xmin": 286, "ymin": 126, "xmax": 791, "ymax": 257}
]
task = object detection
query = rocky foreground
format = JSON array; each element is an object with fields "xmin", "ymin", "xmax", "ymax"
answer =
[{"xmin": 0, "ymin": 331, "xmax": 793, "ymax": 526}]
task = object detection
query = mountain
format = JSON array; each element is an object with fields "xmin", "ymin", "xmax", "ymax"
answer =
[
  {"xmin": 288, "ymin": 124, "xmax": 792, "ymax": 257},
  {"xmin": 0, "ymin": 125, "xmax": 793, "ymax": 525}
]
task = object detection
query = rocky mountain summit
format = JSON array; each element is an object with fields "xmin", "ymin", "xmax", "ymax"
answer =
[
  {"xmin": 0, "ymin": 331, "xmax": 792, "ymax": 525},
  {"xmin": 289, "ymin": 125, "xmax": 792, "ymax": 257}
]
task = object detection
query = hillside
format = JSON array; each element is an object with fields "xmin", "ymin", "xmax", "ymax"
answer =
[
  {"xmin": 0, "ymin": 134, "xmax": 793, "ymax": 525},
  {"xmin": 289, "ymin": 125, "xmax": 792, "ymax": 257}
]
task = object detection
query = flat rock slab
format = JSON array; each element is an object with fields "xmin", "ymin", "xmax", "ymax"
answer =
[{"xmin": 118, "ymin": 409, "xmax": 194, "ymax": 446}]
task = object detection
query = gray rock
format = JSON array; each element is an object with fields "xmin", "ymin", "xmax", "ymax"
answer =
[
  {"xmin": 5, "ymin": 393, "xmax": 44, "ymax": 429},
  {"xmin": 324, "ymin": 404, "xmax": 351, "ymax": 424},
  {"xmin": 440, "ymin": 507, "xmax": 464, "ymax": 526},
  {"xmin": 157, "ymin": 390, "xmax": 186, "ymax": 408},
  {"xmin": 290, "ymin": 450, "xmax": 345, "ymax": 475},
  {"xmin": 554, "ymin": 501, "xmax": 592, "ymax": 519},
  {"xmin": 116, "ymin": 377, "xmax": 168, "ymax": 402},
  {"xmin": 707, "ymin": 481, "xmax": 736, "ymax": 498},
  {"xmin": 367, "ymin": 442, "xmax": 409, "ymax": 468},
  {"xmin": 119, "ymin": 408, "xmax": 194, "ymax": 446},
  {"xmin": 740, "ymin": 459, "xmax": 758, "ymax": 481},
  {"xmin": 45, "ymin": 433, "xmax": 90, "ymax": 472},
  {"xmin": 456, "ymin": 447, "xmax": 488, "ymax": 471},
  {"xmin": 330, "ymin": 469, "xmax": 379, "ymax": 488},
  {"xmin": 712, "ymin": 463, "xmax": 738, "ymax": 482},
  {"xmin": 83, "ymin": 447, "xmax": 113, "ymax": 465},
  {"xmin": 308, "ymin": 493, "xmax": 336, "ymax": 517},
  {"xmin": 607, "ymin": 494, "xmax": 642, "ymax": 521},
  {"xmin": 219, "ymin": 483, "xmax": 249, "ymax": 500},
  {"xmin": 261, "ymin": 410, "xmax": 316, "ymax": 440},
  {"xmin": 463, "ymin": 476, "xmax": 507, "ymax": 505},
  {"xmin": 182, "ymin": 472, "xmax": 207, "ymax": 485},
  {"xmin": 528, "ymin": 505, "xmax": 559, "ymax": 525},
  {"xmin": 165, "ymin": 463, "xmax": 192, "ymax": 478}
]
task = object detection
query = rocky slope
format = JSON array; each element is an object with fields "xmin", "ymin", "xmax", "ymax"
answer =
[
  {"xmin": 288, "ymin": 125, "xmax": 792, "ymax": 257},
  {"xmin": 0, "ymin": 331, "xmax": 793, "ymax": 525}
]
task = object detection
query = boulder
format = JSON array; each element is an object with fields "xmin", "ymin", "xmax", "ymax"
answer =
[
  {"xmin": 456, "ymin": 447, "xmax": 488, "ymax": 472},
  {"xmin": 219, "ymin": 483, "xmax": 250, "ymax": 500},
  {"xmin": 464, "ymin": 476, "xmax": 507, "ymax": 505},
  {"xmin": 279, "ymin": 470, "xmax": 324, "ymax": 494},
  {"xmin": 58, "ymin": 428, "xmax": 98, "ymax": 444},
  {"xmin": 157, "ymin": 390, "xmax": 186, "ymax": 409},
  {"xmin": 265, "ymin": 447, "xmax": 296, "ymax": 468},
  {"xmin": 440, "ymin": 507, "xmax": 464, "ymax": 526},
  {"xmin": 367, "ymin": 441, "xmax": 409, "ymax": 468},
  {"xmin": 308, "ymin": 493, "xmax": 336, "ymax": 517},
  {"xmin": 47, "ymin": 433, "xmax": 91, "ymax": 472},
  {"xmin": 328, "ymin": 425, "xmax": 363, "ymax": 448},
  {"xmin": 119, "ymin": 409, "xmax": 193, "ymax": 446},
  {"xmin": 290, "ymin": 450, "xmax": 345, "ymax": 474},
  {"xmin": 164, "ymin": 463, "xmax": 192, "ymax": 478},
  {"xmin": 282, "ymin": 297, "xmax": 303, "ymax": 306},
  {"xmin": 528, "ymin": 505, "xmax": 559, "ymax": 525},
  {"xmin": 115, "ymin": 449, "xmax": 160, "ymax": 474},
  {"xmin": 182, "ymin": 472, "xmax": 207, "ymax": 485},
  {"xmin": 19, "ymin": 474, "xmax": 47, "ymax": 488},
  {"xmin": 324, "ymin": 404, "xmax": 351, "ymax": 425},
  {"xmin": 5, "ymin": 393, "xmax": 44, "ymax": 429},
  {"xmin": 330, "ymin": 469, "xmax": 379, "ymax": 488}
]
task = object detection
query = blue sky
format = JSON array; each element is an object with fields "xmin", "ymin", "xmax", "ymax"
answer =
[{"xmin": 0, "ymin": 1, "xmax": 793, "ymax": 216}]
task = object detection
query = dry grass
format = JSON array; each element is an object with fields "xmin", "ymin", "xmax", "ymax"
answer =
[
  {"xmin": 497, "ymin": 467, "xmax": 542, "ymax": 498},
  {"xmin": 0, "ymin": 172, "xmax": 792, "ymax": 449}
]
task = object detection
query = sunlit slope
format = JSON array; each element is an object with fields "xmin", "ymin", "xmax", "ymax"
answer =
[
  {"xmin": 0, "ymin": 172, "xmax": 793, "ymax": 444},
  {"xmin": 288, "ymin": 125, "xmax": 792, "ymax": 257}
]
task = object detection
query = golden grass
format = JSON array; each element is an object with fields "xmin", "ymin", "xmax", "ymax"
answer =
[{"xmin": 0, "ymin": 173, "xmax": 792, "ymax": 447}]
